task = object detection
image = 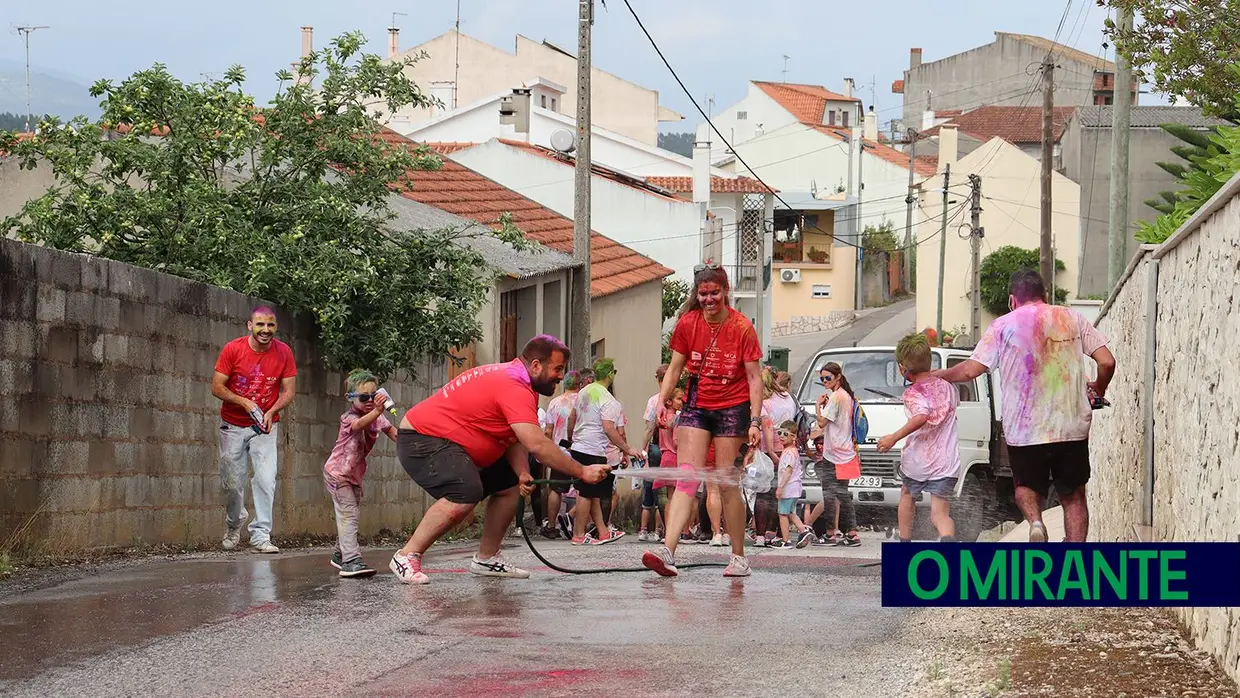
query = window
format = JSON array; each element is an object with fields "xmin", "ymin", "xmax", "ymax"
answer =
[
  {"xmin": 828, "ymin": 110, "xmax": 836, "ymax": 126},
  {"xmin": 737, "ymin": 110, "xmax": 748, "ymax": 120},
  {"xmin": 842, "ymin": 110, "xmax": 850, "ymax": 128},
  {"xmin": 540, "ymin": 95, "xmax": 547, "ymax": 108},
  {"xmin": 811, "ymin": 284, "xmax": 832, "ymax": 298},
  {"xmin": 551, "ymin": 97, "xmax": 557, "ymax": 111},
  {"xmin": 946, "ymin": 357, "xmax": 979, "ymax": 402},
  {"xmin": 591, "ymin": 339, "xmax": 605, "ymax": 366}
]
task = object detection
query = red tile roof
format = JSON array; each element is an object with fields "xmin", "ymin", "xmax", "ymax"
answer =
[
  {"xmin": 812, "ymin": 125, "xmax": 937, "ymax": 178},
  {"xmin": 643, "ymin": 175, "xmax": 774, "ymax": 195},
  {"xmin": 753, "ymin": 81, "xmax": 860, "ymax": 124},
  {"xmin": 376, "ymin": 129, "xmax": 672, "ymax": 298},
  {"xmin": 891, "ymin": 79, "xmax": 905, "ymax": 95},
  {"xmin": 919, "ymin": 106, "xmax": 1075, "ymax": 144},
  {"xmin": 424, "ymin": 141, "xmax": 476, "ymax": 154}
]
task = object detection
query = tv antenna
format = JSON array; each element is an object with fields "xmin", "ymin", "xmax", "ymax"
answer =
[
  {"xmin": 782, "ymin": 55, "xmax": 791, "ymax": 83},
  {"xmin": 390, "ymin": 11, "xmax": 407, "ymax": 29},
  {"xmin": 15, "ymin": 25, "xmax": 51, "ymax": 133}
]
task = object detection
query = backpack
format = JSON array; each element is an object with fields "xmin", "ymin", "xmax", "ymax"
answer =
[
  {"xmin": 794, "ymin": 408, "xmax": 816, "ymax": 453},
  {"xmin": 851, "ymin": 401, "xmax": 869, "ymax": 446}
]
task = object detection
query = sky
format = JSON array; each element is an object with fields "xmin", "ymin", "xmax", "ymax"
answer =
[{"xmin": 2, "ymin": 0, "xmax": 1163, "ymax": 130}]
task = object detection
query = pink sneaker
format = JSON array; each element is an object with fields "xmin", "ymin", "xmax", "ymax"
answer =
[
  {"xmin": 389, "ymin": 552, "xmax": 429, "ymax": 584},
  {"xmin": 591, "ymin": 530, "xmax": 625, "ymax": 545},
  {"xmin": 723, "ymin": 554, "xmax": 751, "ymax": 577},
  {"xmin": 642, "ymin": 546, "xmax": 678, "ymax": 577}
]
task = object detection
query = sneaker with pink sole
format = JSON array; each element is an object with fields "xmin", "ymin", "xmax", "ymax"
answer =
[
  {"xmin": 642, "ymin": 546, "xmax": 678, "ymax": 577},
  {"xmin": 723, "ymin": 554, "xmax": 752, "ymax": 577},
  {"xmin": 389, "ymin": 551, "xmax": 430, "ymax": 584}
]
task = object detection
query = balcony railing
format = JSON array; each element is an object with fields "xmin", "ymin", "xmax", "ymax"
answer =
[{"xmin": 773, "ymin": 240, "xmax": 831, "ymax": 265}]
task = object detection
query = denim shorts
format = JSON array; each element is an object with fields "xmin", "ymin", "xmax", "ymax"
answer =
[
  {"xmin": 677, "ymin": 402, "xmax": 750, "ymax": 438},
  {"xmin": 902, "ymin": 476, "xmax": 958, "ymax": 499},
  {"xmin": 777, "ymin": 497, "xmax": 799, "ymax": 515}
]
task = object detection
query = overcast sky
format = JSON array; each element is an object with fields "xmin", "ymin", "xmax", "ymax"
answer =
[{"xmin": 3, "ymin": 0, "xmax": 1159, "ymax": 130}]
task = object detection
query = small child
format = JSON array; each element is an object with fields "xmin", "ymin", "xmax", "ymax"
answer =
[
  {"xmin": 644, "ymin": 388, "xmax": 684, "ymax": 542},
  {"xmin": 877, "ymin": 334, "xmax": 961, "ymax": 543},
  {"xmin": 773, "ymin": 420, "xmax": 816, "ymax": 549},
  {"xmin": 323, "ymin": 369, "xmax": 398, "ymax": 577}
]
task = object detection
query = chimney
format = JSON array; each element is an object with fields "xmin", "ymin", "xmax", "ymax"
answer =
[
  {"xmin": 864, "ymin": 106, "xmax": 878, "ymax": 143},
  {"xmin": 922, "ymin": 109, "xmax": 936, "ymax": 131},
  {"xmin": 301, "ymin": 26, "xmax": 313, "ymax": 58},
  {"xmin": 910, "ymin": 48, "xmax": 923, "ymax": 70},
  {"xmin": 432, "ymin": 81, "xmax": 456, "ymax": 115},
  {"xmin": 388, "ymin": 26, "xmax": 400, "ymax": 59},
  {"xmin": 843, "ymin": 78, "xmax": 855, "ymax": 99},
  {"xmin": 498, "ymin": 87, "xmax": 531, "ymax": 139},
  {"xmin": 692, "ymin": 137, "xmax": 711, "ymax": 206},
  {"xmin": 938, "ymin": 125, "xmax": 958, "ymax": 172}
]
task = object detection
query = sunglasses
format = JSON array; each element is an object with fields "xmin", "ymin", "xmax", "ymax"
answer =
[
  {"xmin": 820, "ymin": 374, "xmax": 837, "ymax": 384},
  {"xmin": 693, "ymin": 261, "xmax": 721, "ymax": 273},
  {"xmin": 775, "ymin": 428, "xmax": 795, "ymax": 439},
  {"xmin": 349, "ymin": 392, "xmax": 378, "ymax": 402}
]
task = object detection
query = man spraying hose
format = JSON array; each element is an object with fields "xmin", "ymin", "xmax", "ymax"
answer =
[{"xmin": 389, "ymin": 336, "xmax": 612, "ymax": 584}]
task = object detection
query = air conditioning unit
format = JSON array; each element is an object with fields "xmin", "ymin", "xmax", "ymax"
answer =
[{"xmin": 780, "ymin": 268, "xmax": 801, "ymax": 284}]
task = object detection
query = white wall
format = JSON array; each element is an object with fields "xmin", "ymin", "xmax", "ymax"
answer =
[
  {"xmin": 450, "ymin": 141, "xmax": 703, "ymax": 284},
  {"xmin": 697, "ymin": 84, "xmax": 801, "ymax": 151}
]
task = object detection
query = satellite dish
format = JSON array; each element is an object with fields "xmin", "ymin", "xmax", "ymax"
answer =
[{"xmin": 549, "ymin": 128, "xmax": 576, "ymax": 153}]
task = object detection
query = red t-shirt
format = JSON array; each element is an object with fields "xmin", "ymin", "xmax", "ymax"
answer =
[
  {"xmin": 214, "ymin": 337, "xmax": 298, "ymax": 427},
  {"xmin": 404, "ymin": 359, "xmax": 540, "ymax": 467},
  {"xmin": 669, "ymin": 308, "xmax": 763, "ymax": 410}
]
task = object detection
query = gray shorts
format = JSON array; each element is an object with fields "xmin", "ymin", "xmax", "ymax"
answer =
[{"xmin": 902, "ymin": 476, "xmax": 957, "ymax": 499}]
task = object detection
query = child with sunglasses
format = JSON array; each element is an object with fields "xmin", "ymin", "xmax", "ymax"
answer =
[
  {"xmin": 773, "ymin": 420, "xmax": 816, "ymax": 548},
  {"xmin": 322, "ymin": 369, "xmax": 399, "ymax": 577}
]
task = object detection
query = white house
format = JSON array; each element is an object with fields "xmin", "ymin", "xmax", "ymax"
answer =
[{"xmin": 381, "ymin": 28, "xmax": 683, "ymax": 145}]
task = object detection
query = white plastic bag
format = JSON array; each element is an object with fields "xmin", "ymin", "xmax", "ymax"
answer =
[{"xmin": 742, "ymin": 449, "xmax": 776, "ymax": 493}]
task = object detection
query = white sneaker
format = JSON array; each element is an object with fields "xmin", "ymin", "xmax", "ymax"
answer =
[
  {"xmin": 1029, "ymin": 521, "xmax": 1048, "ymax": 543},
  {"xmin": 222, "ymin": 527, "xmax": 241, "ymax": 550},
  {"xmin": 637, "ymin": 531, "xmax": 650, "ymax": 542},
  {"xmin": 723, "ymin": 554, "xmax": 752, "ymax": 577},
  {"xmin": 251, "ymin": 541, "xmax": 279, "ymax": 554},
  {"xmin": 722, "ymin": 534, "xmax": 731, "ymax": 546},
  {"xmin": 390, "ymin": 552, "xmax": 430, "ymax": 584},
  {"xmin": 469, "ymin": 554, "xmax": 531, "ymax": 579},
  {"xmin": 710, "ymin": 534, "xmax": 725, "ymax": 547}
]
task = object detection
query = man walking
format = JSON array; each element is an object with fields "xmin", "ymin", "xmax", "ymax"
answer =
[
  {"xmin": 211, "ymin": 306, "xmax": 298, "ymax": 553},
  {"xmin": 390, "ymin": 335, "xmax": 611, "ymax": 584},
  {"xmin": 934, "ymin": 270, "xmax": 1115, "ymax": 542}
]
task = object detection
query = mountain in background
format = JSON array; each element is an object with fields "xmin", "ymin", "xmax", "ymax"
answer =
[
  {"xmin": 658, "ymin": 131, "xmax": 693, "ymax": 158},
  {"xmin": 0, "ymin": 60, "xmax": 99, "ymax": 121}
]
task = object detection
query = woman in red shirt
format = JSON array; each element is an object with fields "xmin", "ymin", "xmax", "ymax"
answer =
[{"xmin": 641, "ymin": 264, "xmax": 764, "ymax": 578}]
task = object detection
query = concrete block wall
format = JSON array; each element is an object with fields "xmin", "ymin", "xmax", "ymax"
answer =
[
  {"xmin": 0, "ymin": 238, "xmax": 443, "ymax": 550},
  {"xmin": 1091, "ymin": 189, "xmax": 1240, "ymax": 683}
]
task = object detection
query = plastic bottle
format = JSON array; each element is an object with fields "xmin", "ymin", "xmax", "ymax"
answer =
[
  {"xmin": 247, "ymin": 405, "xmax": 267, "ymax": 434},
  {"xmin": 375, "ymin": 388, "xmax": 398, "ymax": 416}
]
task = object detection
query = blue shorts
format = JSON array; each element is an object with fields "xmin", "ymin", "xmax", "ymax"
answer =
[
  {"xmin": 902, "ymin": 476, "xmax": 958, "ymax": 499},
  {"xmin": 777, "ymin": 497, "xmax": 799, "ymax": 515}
]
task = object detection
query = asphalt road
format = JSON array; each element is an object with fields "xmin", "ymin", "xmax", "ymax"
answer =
[{"xmin": 0, "ymin": 534, "xmax": 923, "ymax": 697}]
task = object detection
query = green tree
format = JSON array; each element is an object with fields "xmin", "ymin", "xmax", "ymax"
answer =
[
  {"xmin": 0, "ymin": 112, "xmax": 50, "ymax": 131},
  {"xmin": 1144, "ymin": 122, "xmax": 1229, "ymax": 215},
  {"xmin": 0, "ymin": 32, "xmax": 529, "ymax": 379},
  {"xmin": 861, "ymin": 220, "xmax": 899, "ymax": 270},
  {"xmin": 979, "ymin": 246, "xmax": 1067, "ymax": 317},
  {"xmin": 662, "ymin": 278, "xmax": 689, "ymax": 321},
  {"xmin": 657, "ymin": 131, "xmax": 693, "ymax": 157},
  {"xmin": 1103, "ymin": 0, "xmax": 1240, "ymax": 119}
]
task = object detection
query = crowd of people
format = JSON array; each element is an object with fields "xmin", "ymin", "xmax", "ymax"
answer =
[{"xmin": 209, "ymin": 264, "xmax": 1115, "ymax": 582}]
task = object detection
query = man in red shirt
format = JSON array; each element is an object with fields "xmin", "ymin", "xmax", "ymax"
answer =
[
  {"xmin": 211, "ymin": 306, "xmax": 298, "ymax": 554},
  {"xmin": 390, "ymin": 335, "xmax": 611, "ymax": 584}
]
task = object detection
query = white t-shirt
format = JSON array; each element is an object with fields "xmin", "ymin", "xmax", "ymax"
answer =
[
  {"xmin": 761, "ymin": 392, "xmax": 800, "ymax": 452},
  {"xmin": 821, "ymin": 388, "xmax": 856, "ymax": 464},
  {"xmin": 571, "ymin": 382, "xmax": 624, "ymax": 457},
  {"xmin": 606, "ymin": 408, "xmax": 629, "ymax": 467}
]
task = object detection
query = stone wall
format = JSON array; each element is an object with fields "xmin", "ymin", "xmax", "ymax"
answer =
[
  {"xmin": 771, "ymin": 310, "xmax": 855, "ymax": 338},
  {"xmin": 1091, "ymin": 181, "xmax": 1240, "ymax": 683},
  {"xmin": 0, "ymin": 238, "xmax": 443, "ymax": 551}
]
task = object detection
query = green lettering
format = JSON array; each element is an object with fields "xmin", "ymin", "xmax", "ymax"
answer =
[
  {"xmin": 1057, "ymin": 550, "xmax": 1090, "ymax": 600},
  {"xmin": 962, "ymin": 551, "xmax": 1006, "ymax": 600},
  {"xmin": 909, "ymin": 551, "xmax": 949, "ymax": 599},
  {"xmin": 1159, "ymin": 550, "xmax": 1189, "ymax": 601},
  {"xmin": 1023, "ymin": 550, "xmax": 1054, "ymax": 600},
  {"xmin": 1010, "ymin": 548, "xmax": 1020, "ymax": 599},
  {"xmin": 1130, "ymin": 550, "xmax": 1158, "ymax": 601},
  {"xmin": 1092, "ymin": 550, "xmax": 1127, "ymax": 599}
]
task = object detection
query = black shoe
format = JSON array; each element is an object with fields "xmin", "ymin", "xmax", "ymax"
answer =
[
  {"xmin": 540, "ymin": 524, "xmax": 560, "ymax": 540},
  {"xmin": 330, "ymin": 551, "xmax": 343, "ymax": 569},
  {"xmin": 768, "ymin": 539, "xmax": 790, "ymax": 548},
  {"xmin": 841, "ymin": 533, "xmax": 862, "ymax": 547},
  {"xmin": 556, "ymin": 513, "xmax": 572, "ymax": 539},
  {"xmin": 795, "ymin": 529, "xmax": 815, "ymax": 549},
  {"xmin": 338, "ymin": 558, "xmax": 377, "ymax": 578}
]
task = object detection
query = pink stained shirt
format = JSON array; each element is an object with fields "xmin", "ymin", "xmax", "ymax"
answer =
[
  {"xmin": 324, "ymin": 409, "xmax": 393, "ymax": 487},
  {"xmin": 899, "ymin": 377, "xmax": 960, "ymax": 482}
]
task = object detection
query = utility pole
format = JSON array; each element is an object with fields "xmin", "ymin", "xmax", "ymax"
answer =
[
  {"xmin": 16, "ymin": 25, "xmax": 50, "ymax": 133},
  {"xmin": 1108, "ymin": 6, "xmax": 1134, "ymax": 288},
  {"xmin": 781, "ymin": 55, "xmax": 790, "ymax": 83},
  {"xmin": 453, "ymin": 0, "xmax": 463, "ymax": 108},
  {"xmin": 1039, "ymin": 57, "xmax": 1055, "ymax": 293},
  {"xmin": 935, "ymin": 164, "xmax": 951, "ymax": 334},
  {"xmin": 903, "ymin": 128, "xmax": 918, "ymax": 291},
  {"xmin": 854, "ymin": 131, "xmax": 865, "ymax": 312},
  {"xmin": 968, "ymin": 174, "xmax": 983, "ymax": 340},
  {"xmin": 569, "ymin": 0, "xmax": 594, "ymax": 364}
]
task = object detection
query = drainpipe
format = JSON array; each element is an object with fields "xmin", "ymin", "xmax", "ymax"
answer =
[{"xmin": 1141, "ymin": 257, "xmax": 1159, "ymax": 528}]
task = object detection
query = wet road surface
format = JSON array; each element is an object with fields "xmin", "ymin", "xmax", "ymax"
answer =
[{"xmin": 0, "ymin": 536, "xmax": 915, "ymax": 697}]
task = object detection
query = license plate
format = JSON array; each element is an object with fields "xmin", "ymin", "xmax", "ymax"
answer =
[{"xmin": 848, "ymin": 476, "xmax": 883, "ymax": 488}]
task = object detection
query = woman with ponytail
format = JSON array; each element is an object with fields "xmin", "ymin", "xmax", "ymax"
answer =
[{"xmin": 808, "ymin": 362, "xmax": 862, "ymax": 547}]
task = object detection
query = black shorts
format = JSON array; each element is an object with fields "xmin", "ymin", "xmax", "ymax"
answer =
[
  {"xmin": 569, "ymin": 449, "xmax": 613, "ymax": 499},
  {"xmin": 396, "ymin": 429, "xmax": 518, "ymax": 504},
  {"xmin": 1007, "ymin": 439, "xmax": 1091, "ymax": 498},
  {"xmin": 678, "ymin": 402, "xmax": 751, "ymax": 438}
]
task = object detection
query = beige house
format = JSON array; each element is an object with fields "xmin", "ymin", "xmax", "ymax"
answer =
[
  {"xmin": 376, "ymin": 129, "xmax": 673, "ymax": 435},
  {"xmin": 914, "ymin": 128, "xmax": 1081, "ymax": 340},
  {"xmin": 380, "ymin": 27, "xmax": 683, "ymax": 146}
]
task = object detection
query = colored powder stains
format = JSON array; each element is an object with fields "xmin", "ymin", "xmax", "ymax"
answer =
[
  {"xmin": 231, "ymin": 601, "xmax": 279, "ymax": 619},
  {"xmin": 432, "ymin": 668, "xmax": 635, "ymax": 695}
]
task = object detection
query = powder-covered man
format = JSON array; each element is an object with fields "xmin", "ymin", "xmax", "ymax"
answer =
[{"xmin": 934, "ymin": 270, "xmax": 1116, "ymax": 543}]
